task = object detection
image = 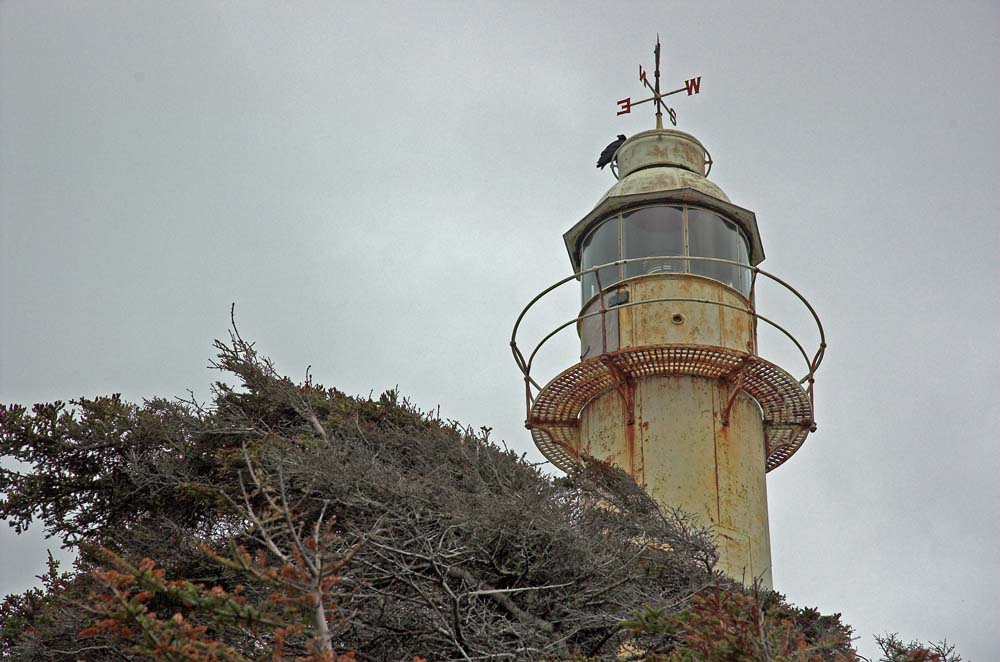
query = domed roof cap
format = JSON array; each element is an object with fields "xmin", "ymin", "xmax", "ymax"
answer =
[
  {"xmin": 617, "ymin": 129, "xmax": 714, "ymax": 180},
  {"xmin": 564, "ymin": 129, "xmax": 765, "ymax": 270}
]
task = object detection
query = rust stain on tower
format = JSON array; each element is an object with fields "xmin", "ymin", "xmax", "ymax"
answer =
[{"xmin": 511, "ymin": 126, "xmax": 826, "ymax": 589}]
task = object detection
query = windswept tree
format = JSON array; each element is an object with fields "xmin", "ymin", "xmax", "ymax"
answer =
[
  {"xmin": 0, "ymin": 323, "xmax": 957, "ymax": 660},
  {"xmin": 0, "ymin": 324, "xmax": 715, "ymax": 659}
]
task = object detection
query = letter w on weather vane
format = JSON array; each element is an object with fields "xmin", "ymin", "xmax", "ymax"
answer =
[{"xmin": 615, "ymin": 35, "xmax": 702, "ymax": 129}]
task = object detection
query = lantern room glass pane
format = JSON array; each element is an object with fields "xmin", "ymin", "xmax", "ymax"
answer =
[
  {"xmin": 622, "ymin": 206, "xmax": 685, "ymax": 278},
  {"xmin": 581, "ymin": 217, "xmax": 620, "ymax": 302},
  {"xmin": 688, "ymin": 208, "xmax": 742, "ymax": 293}
]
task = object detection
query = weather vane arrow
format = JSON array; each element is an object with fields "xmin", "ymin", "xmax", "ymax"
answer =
[{"xmin": 615, "ymin": 35, "xmax": 701, "ymax": 128}]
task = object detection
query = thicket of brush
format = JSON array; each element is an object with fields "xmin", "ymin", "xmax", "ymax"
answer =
[{"xmin": 0, "ymin": 329, "xmax": 960, "ymax": 661}]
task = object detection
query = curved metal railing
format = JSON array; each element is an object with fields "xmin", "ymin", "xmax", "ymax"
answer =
[{"xmin": 510, "ymin": 255, "xmax": 826, "ymax": 420}]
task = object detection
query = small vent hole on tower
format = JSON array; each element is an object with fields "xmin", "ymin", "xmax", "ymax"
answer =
[{"xmin": 671, "ymin": 313, "xmax": 685, "ymax": 325}]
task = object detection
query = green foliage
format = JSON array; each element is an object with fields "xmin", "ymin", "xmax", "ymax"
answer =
[
  {"xmin": 623, "ymin": 586, "xmax": 854, "ymax": 661},
  {"xmin": 874, "ymin": 633, "xmax": 962, "ymax": 662},
  {"xmin": 79, "ymin": 547, "xmax": 356, "ymax": 661},
  {"xmin": 0, "ymin": 554, "xmax": 68, "ymax": 649}
]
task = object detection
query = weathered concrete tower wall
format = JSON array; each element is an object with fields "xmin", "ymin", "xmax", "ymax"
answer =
[
  {"xmin": 565, "ymin": 129, "xmax": 773, "ymax": 586},
  {"xmin": 515, "ymin": 128, "xmax": 822, "ymax": 591},
  {"xmin": 578, "ymin": 275, "xmax": 771, "ymax": 585}
]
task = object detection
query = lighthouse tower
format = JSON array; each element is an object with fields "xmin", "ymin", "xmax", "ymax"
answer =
[{"xmin": 510, "ymin": 56, "xmax": 824, "ymax": 588}]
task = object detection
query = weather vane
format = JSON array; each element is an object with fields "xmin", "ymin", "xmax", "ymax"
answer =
[{"xmin": 615, "ymin": 35, "xmax": 701, "ymax": 129}]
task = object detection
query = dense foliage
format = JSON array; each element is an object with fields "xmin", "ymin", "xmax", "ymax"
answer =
[{"xmin": 0, "ymin": 328, "xmax": 962, "ymax": 660}]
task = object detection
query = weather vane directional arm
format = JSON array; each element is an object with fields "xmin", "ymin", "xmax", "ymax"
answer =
[{"xmin": 616, "ymin": 35, "xmax": 702, "ymax": 128}]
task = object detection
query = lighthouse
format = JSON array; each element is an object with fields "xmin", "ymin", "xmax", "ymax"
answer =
[{"xmin": 511, "ymin": 45, "xmax": 824, "ymax": 589}]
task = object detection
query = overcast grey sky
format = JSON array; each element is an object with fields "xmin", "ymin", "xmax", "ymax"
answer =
[{"xmin": 1, "ymin": 1, "xmax": 998, "ymax": 659}]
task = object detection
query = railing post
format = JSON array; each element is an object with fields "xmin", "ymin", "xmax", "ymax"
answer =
[
  {"xmin": 595, "ymin": 269, "xmax": 609, "ymax": 356},
  {"xmin": 749, "ymin": 269, "xmax": 759, "ymax": 356},
  {"xmin": 524, "ymin": 376, "xmax": 532, "ymax": 419}
]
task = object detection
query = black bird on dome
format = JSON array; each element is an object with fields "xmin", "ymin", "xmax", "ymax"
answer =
[{"xmin": 596, "ymin": 134, "xmax": 627, "ymax": 169}]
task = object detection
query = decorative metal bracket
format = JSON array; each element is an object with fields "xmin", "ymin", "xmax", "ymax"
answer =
[
  {"xmin": 602, "ymin": 355, "xmax": 636, "ymax": 426},
  {"xmin": 721, "ymin": 359, "xmax": 750, "ymax": 427}
]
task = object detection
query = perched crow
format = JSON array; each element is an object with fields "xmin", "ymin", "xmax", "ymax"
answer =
[{"xmin": 596, "ymin": 134, "xmax": 627, "ymax": 169}]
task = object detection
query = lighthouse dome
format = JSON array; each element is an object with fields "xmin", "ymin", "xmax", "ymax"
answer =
[
  {"xmin": 611, "ymin": 129, "xmax": 729, "ymax": 200},
  {"xmin": 563, "ymin": 129, "xmax": 765, "ymax": 272}
]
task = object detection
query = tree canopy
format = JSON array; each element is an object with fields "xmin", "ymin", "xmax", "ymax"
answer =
[{"xmin": 0, "ymin": 327, "xmax": 960, "ymax": 661}]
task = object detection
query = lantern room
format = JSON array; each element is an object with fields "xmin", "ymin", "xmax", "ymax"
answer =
[
  {"xmin": 564, "ymin": 129, "xmax": 765, "ymax": 302},
  {"xmin": 577, "ymin": 204, "xmax": 752, "ymax": 303}
]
